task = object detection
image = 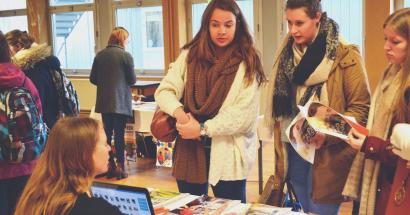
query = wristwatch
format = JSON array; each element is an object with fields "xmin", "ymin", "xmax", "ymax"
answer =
[{"xmin": 200, "ymin": 122, "xmax": 208, "ymax": 137}]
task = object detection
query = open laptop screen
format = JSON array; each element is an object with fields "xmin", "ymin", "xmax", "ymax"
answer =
[{"xmin": 91, "ymin": 182, "xmax": 154, "ymax": 215}]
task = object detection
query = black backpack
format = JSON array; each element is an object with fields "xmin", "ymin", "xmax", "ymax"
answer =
[{"xmin": 49, "ymin": 68, "xmax": 80, "ymax": 117}]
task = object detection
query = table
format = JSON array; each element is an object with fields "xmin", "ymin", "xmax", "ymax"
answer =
[
  {"xmin": 133, "ymin": 101, "xmax": 157, "ymax": 133},
  {"xmin": 132, "ymin": 80, "xmax": 161, "ymax": 98},
  {"xmin": 132, "ymin": 102, "xmax": 157, "ymax": 158}
]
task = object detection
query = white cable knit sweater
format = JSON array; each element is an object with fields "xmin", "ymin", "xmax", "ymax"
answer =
[{"xmin": 154, "ymin": 50, "xmax": 260, "ymax": 185}]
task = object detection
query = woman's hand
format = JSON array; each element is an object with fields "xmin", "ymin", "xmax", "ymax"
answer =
[
  {"xmin": 173, "ymin": 107, "xmax": 190, "ymax": 124},
  {"xmin": 347, "ymin": 128, "xmax": 366, "ymax": 150},
  {"xmin": 176, "ymin": 113, "xmax": 201, "ymax": 139}
]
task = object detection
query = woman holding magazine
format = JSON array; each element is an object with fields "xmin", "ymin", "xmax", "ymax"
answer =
[
  {"xmin": 344, "ymin": 8, "xmax": 410, "ymax": 215},
  {"xmin": 155, "ymin": 0, "xmax": 265, "ymax": 203},
  {"xmin": 264, "ymin": 0, "xmax": 370, "ymax": 214}
]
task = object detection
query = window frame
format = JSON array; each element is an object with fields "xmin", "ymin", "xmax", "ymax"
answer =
[
  {"xmin": 112, "ymin": 0, "xmax": 165, "ymax": 77},
  {"xmin": 49, "ymin": 3, "xmax": 97, "ymax": 76},
  {"xmin": 185, "ymin": 0, "xmax": 262, "ymax": 48},
  {"xmin": 280, "ymin": 0, "xmax": 365, "ymax": 54},
  {"xmin": 393, "ymin": 0, "xmax": 410, "ymax": 10},
  {"xmin": 0, "ymin": 8, "xmax": 28, "ymax": 32}
]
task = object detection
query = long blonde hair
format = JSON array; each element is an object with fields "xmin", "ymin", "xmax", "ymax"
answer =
[
  {"xmin": 14, "ymin": 117, "xmax": 101, "ymax": 215},
  {"xmin": 384, "ymin": 8, "xmax": 410, "ymax": 123}
]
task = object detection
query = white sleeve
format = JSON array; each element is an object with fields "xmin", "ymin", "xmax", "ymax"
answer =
[
  {"xmin": 205, "ymin": 77, "xmax": 259, "ymax": 137},
  {"xmin": 391, "ymin": 123, "xmax": 410, "ymax": 161},
  {"xmin": 154, "ymin": 50, "xmax": 188, "ymax": 116}
]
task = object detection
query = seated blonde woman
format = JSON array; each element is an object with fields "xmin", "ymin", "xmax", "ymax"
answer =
[{"xmin": 14, "ymin": 117, "xmax": 122, "ymax": 215}]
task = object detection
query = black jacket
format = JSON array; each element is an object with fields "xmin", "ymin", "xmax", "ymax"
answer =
[{"xmin": 13, "ymin": 44, "xmax": 60, "ymax": 128}]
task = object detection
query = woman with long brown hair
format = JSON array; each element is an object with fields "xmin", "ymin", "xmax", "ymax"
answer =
[
  {"xmin": 344, "ymin": 8, "xmax": 410, "ymax": 215},
  {"xmin": 155, "ymin": 0, "xmax": 265, "ymax": 203},
  {"xmin": 14, "ymin": 117, "xmax": 121, "ymax": 215}
]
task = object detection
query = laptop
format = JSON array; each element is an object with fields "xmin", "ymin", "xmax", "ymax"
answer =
[{"xmin": 91, "ymin": 182, "xmax": 154, "ymax": 215}]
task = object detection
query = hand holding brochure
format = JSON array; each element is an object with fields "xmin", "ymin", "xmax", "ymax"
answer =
[{"xmin": 286, "ymin": 101, "xmax": 369, "ymax": 163}]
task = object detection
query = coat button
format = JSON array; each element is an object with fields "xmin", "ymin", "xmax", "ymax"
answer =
[{"xmin": 369, "ymin": 147, "xmax": 374, "ymax": 152}]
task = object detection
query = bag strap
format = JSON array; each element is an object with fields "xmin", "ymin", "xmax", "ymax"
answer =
[{"xmin": 284, "ymin": 178, "xmax": 303, "ymax": 212}]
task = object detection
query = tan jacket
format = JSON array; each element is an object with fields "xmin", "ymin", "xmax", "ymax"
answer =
[{"xmin": 272, "ymin": 43, "xmax": 371, "ymax": 204}]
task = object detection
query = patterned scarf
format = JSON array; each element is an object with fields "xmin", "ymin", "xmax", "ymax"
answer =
[
  {"xmin": 172, "ymin": 44, "xmax": 242, "ymax": 183},
  {"xmin": 272, "ymin": 13, "xmax": 339, "ymax": 118}
]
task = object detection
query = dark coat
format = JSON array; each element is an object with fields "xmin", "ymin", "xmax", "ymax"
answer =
[
  {"xmin": 13, "ymin": 44, "xmax": 59, "ymax": 129},
  {"xmin": 90, "ymin": 45, "xmax": 136, "ymax": 116}
]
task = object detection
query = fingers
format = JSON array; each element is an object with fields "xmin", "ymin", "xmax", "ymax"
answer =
[
  {"xmin": 346, "ymin": 129, "xmax": 365, "ymax": 150},
  {"xmin": 350, "ymin": 128, "xmax": 365, "ymax": 139},
  {"xmin": 175, "ymin": 113, "xmax": 200, "ymax": 139}
]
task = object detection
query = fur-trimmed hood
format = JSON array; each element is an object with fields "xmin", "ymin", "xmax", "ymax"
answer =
[{"xmin": 12, "ymin": 43, "xmax": 53, "ymax": 71}]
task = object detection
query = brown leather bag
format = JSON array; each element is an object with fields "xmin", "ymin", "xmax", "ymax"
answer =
[
  {"xmin": 150, "ymin": 108, "xmax": 177, "ymax": 142},
  {"xmin": 258, "ymin": 175, "xmax": 285, "ymax": 206}
]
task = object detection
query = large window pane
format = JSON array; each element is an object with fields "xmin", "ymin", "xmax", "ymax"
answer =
[
  {"xmin": 49, "ymin": 0, "xmax": 93, "ymax": 6},
  {"xmin": 0, "ymin": 16, "xmax": 28, "ymax": 33},
  {"xmin": 405, "ymin": 0, "xmax": 410, "ymax": 7},
  {"xmin": 0, "ymin": 0, "xmax": 26, "ymax": 10},
  {"xmin": 192, "ymin": 0, "xmax": 254, "ymax": 37},
  {"xmin": 51, "ymin": 11, "xmax": 95, "ymax": 69},
  {"xmin": 322, "ymin": 0, "xmax": 363, "ymax": 52},
  {"xmin": 116, "ymin": 6, "xmax": 164, "ymax": 74}
]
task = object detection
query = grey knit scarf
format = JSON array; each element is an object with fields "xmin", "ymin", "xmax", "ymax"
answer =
[{"xmin": 272, "ymin": 13, "xmax": 339, "ymax": 118}]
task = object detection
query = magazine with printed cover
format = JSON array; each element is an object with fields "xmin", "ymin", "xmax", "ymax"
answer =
[
  {"xmin": 168, "ymin": 195, "xmax": 241, "ymax": 215},
  {"xmin": 156, "ymin": 141, "xmax": 174, "ymax": 167},
  {"xmin": 286, "ymin": 101, "xmax": 369, "ymax": 163},
  {"xmin": 150, "ymin": 189, "xmax": 190, "ymax": 208},
  {"xmin": 245, "ymin": 203, "xmax": 292, "ymax": 215}
]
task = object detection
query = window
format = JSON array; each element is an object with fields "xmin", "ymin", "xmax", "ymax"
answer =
[
  {"xmin": 0, "ymin": 15, "xmax": 28, "ymax": 33},
  {"xmin": 405, "ymin": 0, "xmax": 410, "ymax": 7},
  {"xmin": 114, "ymin": 1, "xmax": 165, "ymax": 76},
  {"xmin": 50, "ymin": 4, "xmax": 95, "ymax": 72},
  {"xmin": 0, "ymin": 0, "xmax": 26, "ymax": 10},
  {"xmin": 191, "ymin": 0, "xmax": 254, "ymax": 38},
  {"xmin": 49, "ymin": 0, "xmax": 93, "ymax": 7},
  {"xmin": 0, "ymin": 0, "xmax": 27, "ymax": 33},
  {"xmin": 322, "ymin": 0, "xmax": 364, "ymax": 52}
]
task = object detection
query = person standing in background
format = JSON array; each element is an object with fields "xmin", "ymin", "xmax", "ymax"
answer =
[
  {"xmin": 5, "ymin": 29, "xmax": 60, "ymax": 129},
  {"xmin": 155, "ymin": 0, "xmax": 266, "ymax": 203},
  {"xmin": 0, "ymin": 30, "xmax": 43, "ymax": 215},
  {"xmin": 90, "ymin": 27, "xmax": 136, "ymax": 180},
  {"xmin": 264, "ymin": 0, "xmax": 370, "ymax": 214}
]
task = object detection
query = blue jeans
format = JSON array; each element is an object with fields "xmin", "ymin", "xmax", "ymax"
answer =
[
  {"xmin": 102, "ymin": 113, "xmax": 127, "ymax": 165},
  {"xmin": 287, "ymin": 144, "xmax": 340, "ymax": 215}
]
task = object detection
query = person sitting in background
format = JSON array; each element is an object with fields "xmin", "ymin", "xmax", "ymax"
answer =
[
  {"xmin": 344, "ymin": 8, "xmax": 410, "ymax": 215},
  {"xmin": 14, "ymin": 117, "xmax": 122, "ymax": 215},
  {"xmin": 5, "ymin": 29, "xmax": 60, "ymax": 129},
  {"xmin": 0, "ymin": 30, "xmax": 43, "ymax": 215}
]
